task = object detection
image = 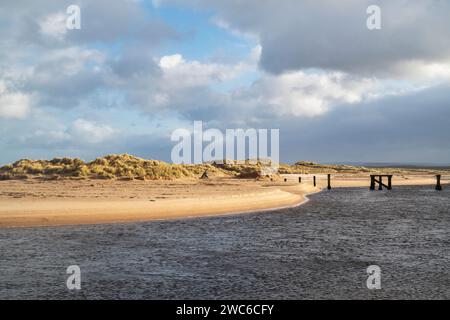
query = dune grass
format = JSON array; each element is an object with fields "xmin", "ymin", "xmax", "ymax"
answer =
[
  {"xmin": 0, "ymin": 154, "xmax": 233, "ymax": 181},
  {"xmin": 0, "ymin": 154, "xmax": 448, "ymax": 181}
]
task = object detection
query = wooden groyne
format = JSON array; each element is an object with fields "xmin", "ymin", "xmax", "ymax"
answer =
[{"xmin": 370, "ymin": 175, "xmax": 393, "ymax": 190}]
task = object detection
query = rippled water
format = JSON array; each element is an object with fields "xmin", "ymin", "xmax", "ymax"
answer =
[{"xmin": 0, "ymin": 185, "xmax": 449, "ymax": 300}]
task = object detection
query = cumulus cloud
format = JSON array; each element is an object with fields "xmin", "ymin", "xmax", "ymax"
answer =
[
  {"xmin": 0, "ymin": 93, "xmax": 31, "ymax": 119},
  {"xmin": 158, "ymin": 53, "xmax": 255, "ymax": 88},
  {"xmin": 69, "ymin": 119, "xmax": 117, "ymax": 143},
  {"xmin": 0, "ymin": 81, "xmax": 31, "ymax": 119},
  {"xmin": 9, "ymin": 118, "xmax": 118, "ymax": 148},
  {"xmin": 0, "ymin": 0, "xmax": 179, "ymax": 46},
  {"xmin": 148, "ymin": 58, "xmax": 387, "ymax": 120},
  {"xmin": 159, "ymin": 54, "xmax": 184, "ymax": 69},
  {"xmin": 239, "ymin": 71, "xmax": 377, "ymax": 117},
  {"xmin": 0, "ymin": 0, "xmax": 177, "ymax": 115},
  {"xmin": 39, "ymin": 12, "xmax": 68, "ymax": 41}
]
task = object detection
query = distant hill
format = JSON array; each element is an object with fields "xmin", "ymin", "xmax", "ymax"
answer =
[{"xmin": 279, "ymin": 161, "xmax": 449, "ymax": 175}]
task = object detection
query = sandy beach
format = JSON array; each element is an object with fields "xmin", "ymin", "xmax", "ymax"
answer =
[{"xmin": 0, "ymin": 174, "xmax": 446, "ymax": 228}]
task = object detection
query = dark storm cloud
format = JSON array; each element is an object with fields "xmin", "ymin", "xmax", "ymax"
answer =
[
  {"xmin": 277, "ymin": 84, "xmax": 450, "ymax": 163},
  {"xmin": 161, "ymin": 0, "xmax": 450, "ymax": 76}
]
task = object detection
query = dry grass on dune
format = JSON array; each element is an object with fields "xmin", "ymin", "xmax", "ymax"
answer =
[
  {"xmin": 0, "ymin": 154, "xmax": 448, "ymax": 181},
  {"xmin": 0, "ymin": 154, "xmax": 264, "ymax": 181},
  {"xmin": 0, "ymin": 154, "xmax": 213, "ymax": 181}
]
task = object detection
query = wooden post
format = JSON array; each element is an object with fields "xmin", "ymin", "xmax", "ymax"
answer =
[
  {"xmin": 299, "ymin": 177, "xmax": 302, "ymax": 183},
  {"xmin": 387, "ymin": 175, "xmax": 392, "ymax": 190},
  {"xmin": 313, "ymin": 176, "xmax": 316, "ymax": 187},
  {"xmin": 327, "ymin": 174, "xmax": 331, "ymax": 190},
  {"xmin": 370, "ymin": 174, "xmax": 393, "ymax": 191},
  {"xmin": 200, "ymin": 170, "xmax": 209, "ymax": 180},
  {"xmin": 436, "ymin": 175, "xmax": 442, "ymax": 191}
]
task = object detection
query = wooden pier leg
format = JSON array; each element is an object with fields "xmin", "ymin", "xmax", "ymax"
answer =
[
  {"xmin": 436, "ymin": 175, "xmax": 442, "ymax": 191},
  {"xmin": 299, "ymin": 177, "xmax": 301, "ymax": 183},
  {"xmin": 378, "ymin": 176, "xmax": 383, "ymax": 190},
  {"xmin": 313, "ymin": 176, "xmax": 316, "ymax": 187},
  {"xmin": 327, "ymin": 174, "xmax": 331, "ymax": 190},
  {"xmin": 388, "ymin": 175, "xmax": 392, "ymax": 190},
  {"xmin": 370, "ymin": 175, "xmax": 375, "ymax": 190}
]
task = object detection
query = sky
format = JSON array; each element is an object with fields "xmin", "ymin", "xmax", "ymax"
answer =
[{"xmin": 0, "ymin": 0, "xmax": 450, "ymax": 165}]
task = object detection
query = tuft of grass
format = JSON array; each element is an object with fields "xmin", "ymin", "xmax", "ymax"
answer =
[{"xmin": 0, "ymin": 173, "xmax": 12, "ymax": 181}]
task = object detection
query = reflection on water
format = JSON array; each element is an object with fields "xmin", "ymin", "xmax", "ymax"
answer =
[{"xmin": 0, "ymin": 185, "xmax": 449, "ymax": 299}]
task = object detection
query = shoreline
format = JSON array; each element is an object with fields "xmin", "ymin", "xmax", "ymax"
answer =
[
  {"xmin": 0, "ymin": 186, "xmax": 318, "ymax": 228},
  {"xmin": 0, "ymin": 175, "xmax": 445, "ymax": 229}
]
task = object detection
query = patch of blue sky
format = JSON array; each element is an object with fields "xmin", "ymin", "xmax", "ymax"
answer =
[
  {"xmin": 143, "ymin": 1, "xmax": 257, "ymax": 64},
  {"xmin": 135, "ymin": 2, "xmax": 261, "ymax": 92}
]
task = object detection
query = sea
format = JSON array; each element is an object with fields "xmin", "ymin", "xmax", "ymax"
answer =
[{"xmin": 0, "ymin": 185, "xmax": 449, "ymax": 299}]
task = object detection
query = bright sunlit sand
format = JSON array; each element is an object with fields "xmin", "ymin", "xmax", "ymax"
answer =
[{"xmin": 0, "ymin": 174, "xmax": 445, "ymax": 228}]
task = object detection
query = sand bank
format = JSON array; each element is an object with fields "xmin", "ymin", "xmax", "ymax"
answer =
[
  {"xmin": 0, "ymin": 175, "xmax": 445, "ymax": 228},
  {"xmin": 0, "ymin": 179, "xmax": 317, "ymax": 228}
]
